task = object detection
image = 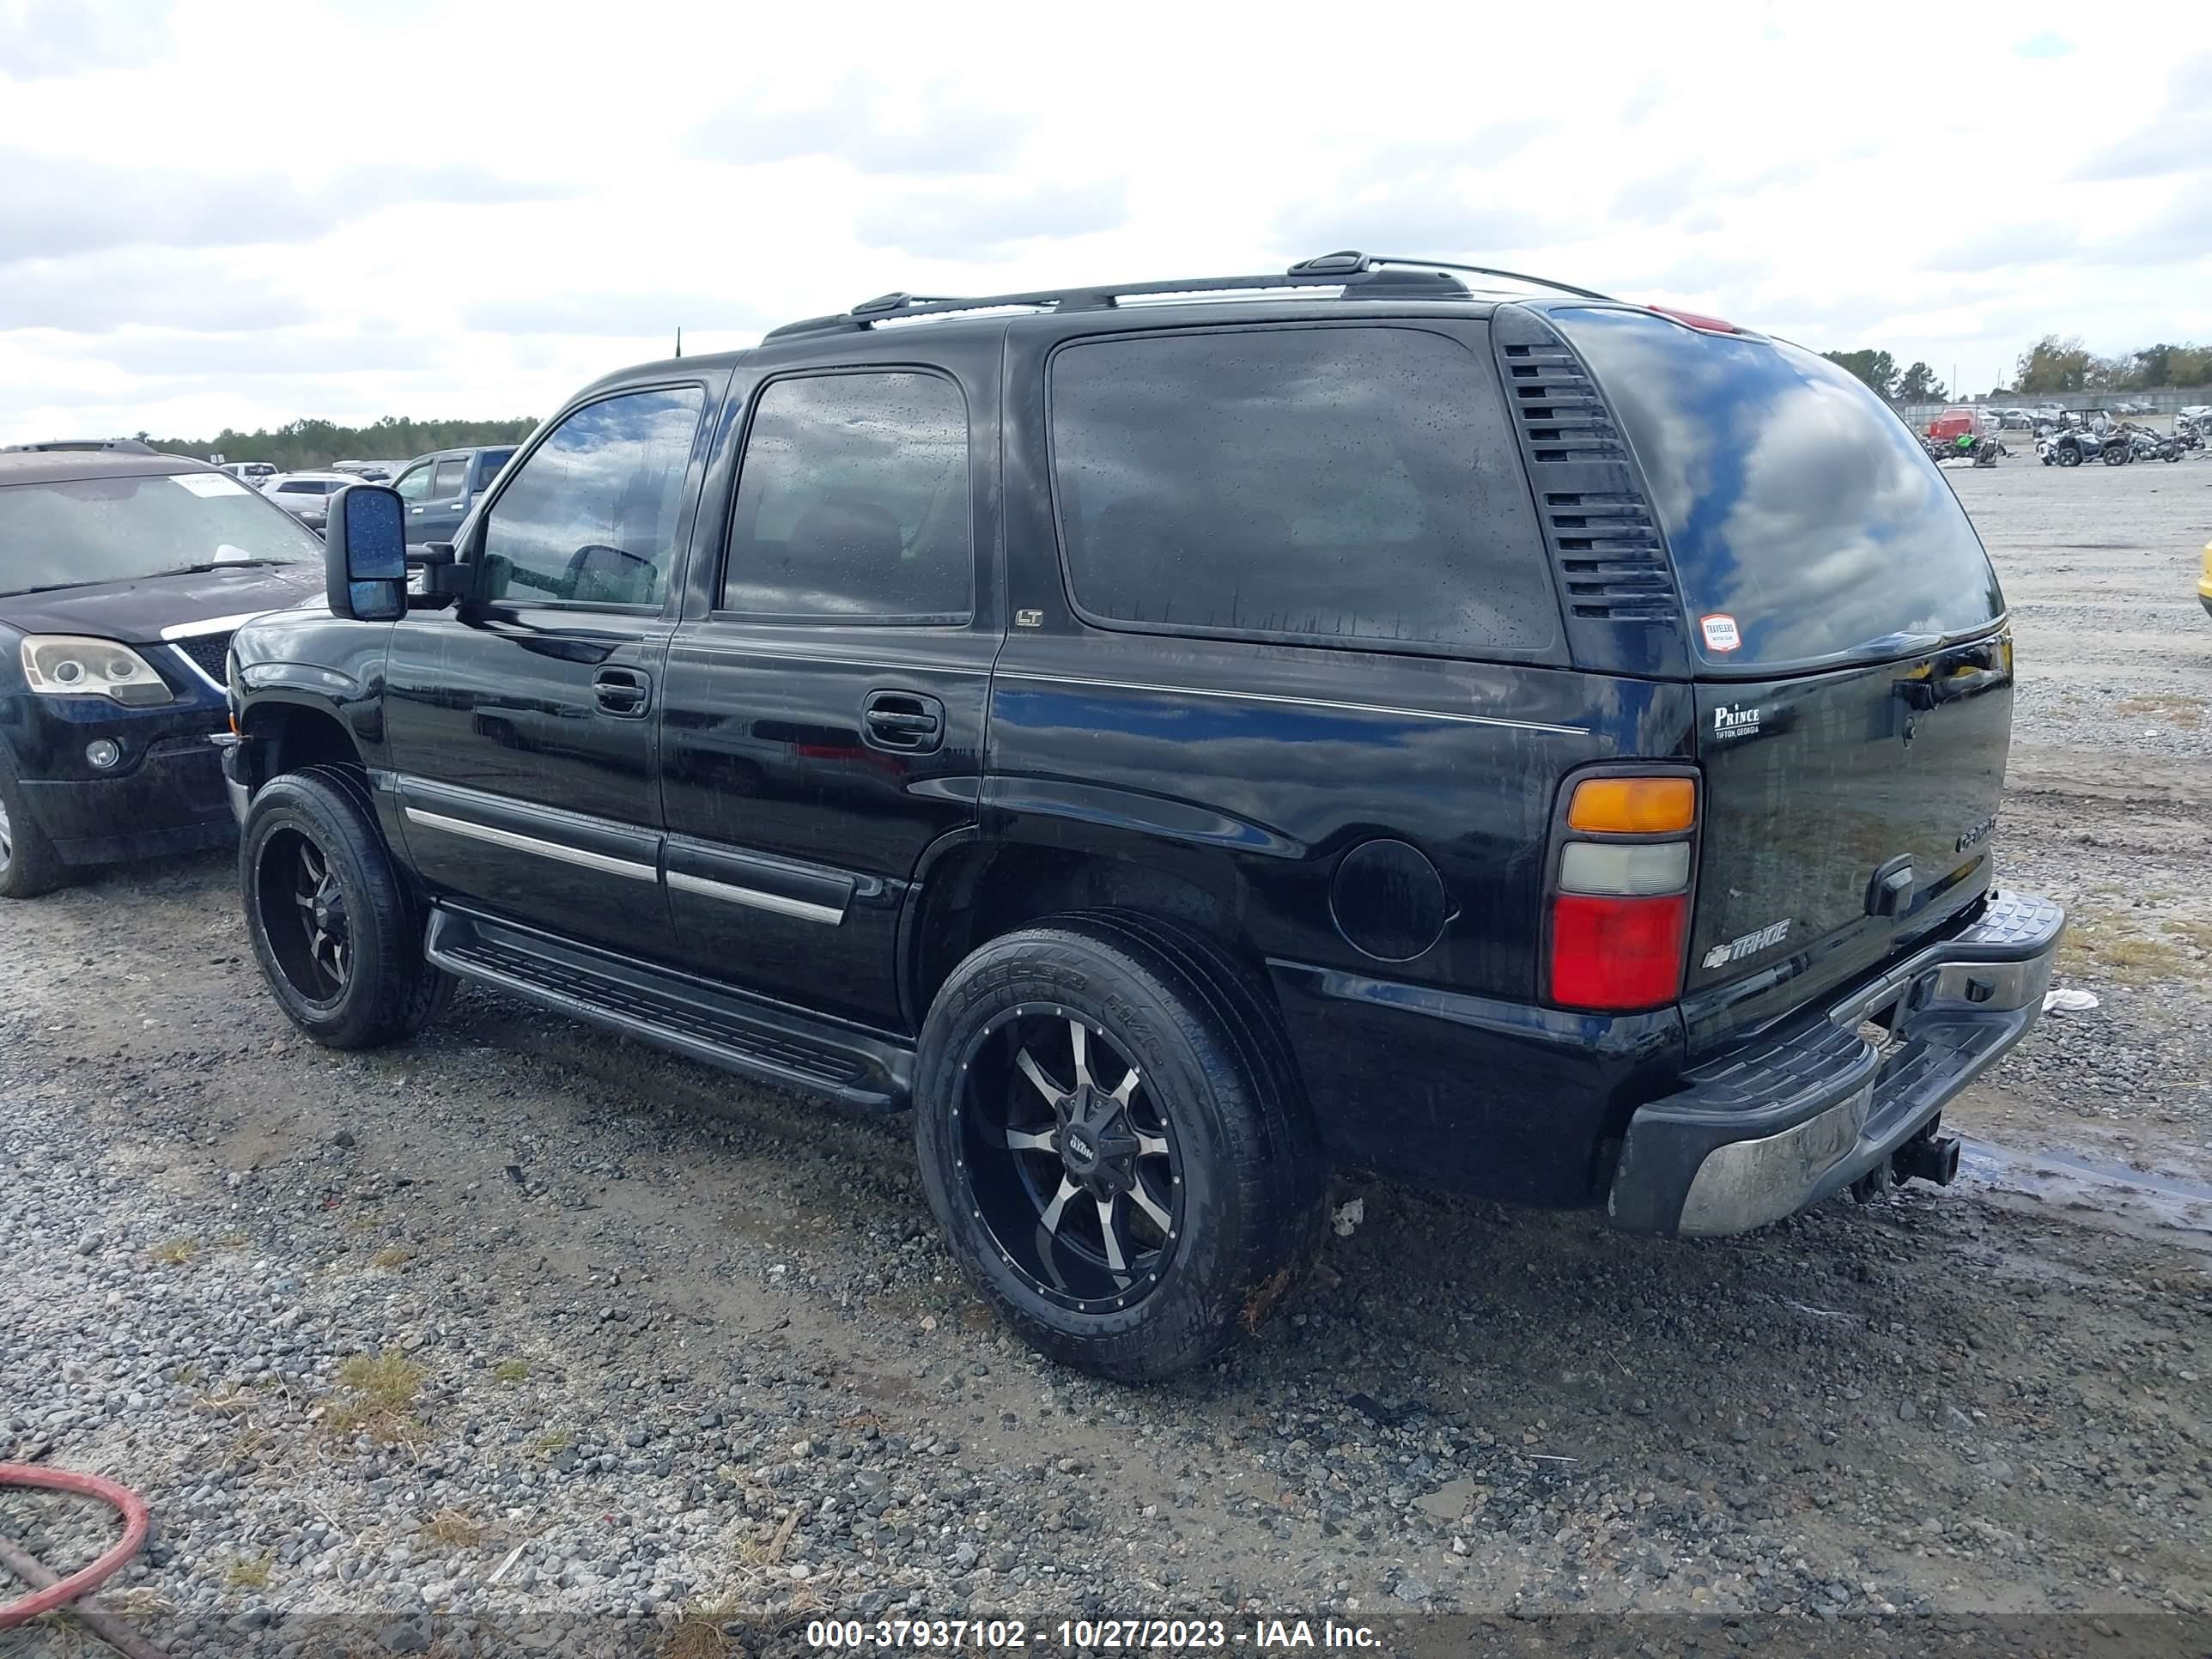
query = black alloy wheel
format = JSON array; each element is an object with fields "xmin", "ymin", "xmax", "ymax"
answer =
[
  {"xmin": 240, "ymin": 768, "xmax": 453, "ymax": 1048},
  {"xmin": 913, "ymin": 913, "xmax": 1329, "ymax": 1380},
  {"xmin": 956, "ymin": 1005, "xmax": 1183, "ymax": 1313},
  {"xmin": 256, "ymin": 827, "xmax": 351, "ymax": 1004}
]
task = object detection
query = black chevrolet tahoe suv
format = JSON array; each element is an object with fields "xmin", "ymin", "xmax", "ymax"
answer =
[{"xmin": 222, "ymin": 254, "xmax": 2063, "ymax": 1380}]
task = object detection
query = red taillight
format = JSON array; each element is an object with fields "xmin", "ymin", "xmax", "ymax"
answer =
[
  {"xmin": 1645, "ymin": 304, "xmax": 1741, "ymax": 335},
  {"xmin": 1548, "ymin": 893, "xmax": 1691, "ymax": 1012}
]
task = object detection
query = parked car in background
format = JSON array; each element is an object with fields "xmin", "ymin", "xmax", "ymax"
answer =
[
  {"xmin": 219, "ymin": 462, "xmax": 277, "ymax": 485},
  {"xmin": 388, "ymin": 446, "xmax": 517, "ymax": 550},
  {"xmin": 0, "ymin": 449, "xmax": 324, "ymax": 897},
  {"xmin": 224, "ymin": 253, "xmax": 2063, "ymax": 1380},
  {"xmin": 1926, "ymin": 406, "xmax": 1980, "ymax": 441},
  {"xmin": 259, "ymin": 471, "xmax": 358, "ymax": 533},
  {"xmin": 331, "ymin": 459, "xmax": 394, "ymax": 482}
]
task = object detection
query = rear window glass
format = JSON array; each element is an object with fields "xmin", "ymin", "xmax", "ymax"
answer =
[
  {"xmin": 1553, "ymin": 307, "xmax": 2002, "ymax": 669},
  {"xmin": 1048, "ymin": 325, "xmax": 1558, "ymax": 657}
]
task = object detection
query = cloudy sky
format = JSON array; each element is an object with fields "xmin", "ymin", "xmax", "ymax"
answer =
[{"xmin": 3, "ymin": 0, "xmax": 2208, "ymax": 443}]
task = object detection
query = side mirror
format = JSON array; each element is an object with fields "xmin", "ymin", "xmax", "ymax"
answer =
[{"xmin": 325, "ymin": 485, "xmax": 407, "ymax": 622}]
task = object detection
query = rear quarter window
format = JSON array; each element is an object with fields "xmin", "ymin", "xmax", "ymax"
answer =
[
  {"xmin": 1047, "ymin": 324, "xmax": 1559, "ymax": 659},
  {"xmin": 1553, "ymin": 307, "xmax": 2003, "ymax": 670}
]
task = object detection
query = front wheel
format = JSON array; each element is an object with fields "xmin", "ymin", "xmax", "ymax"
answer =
[
  {"xmin": 914, "ymin": 913, "xmax": 1328, "ymax": 1381},
  {"xmin": 240, "ymin": 768, "xmax": 453, "ymax": 1048},
  {"xmin": 0, "ymin": 748, "xmax": 70, "ymax": 900}
]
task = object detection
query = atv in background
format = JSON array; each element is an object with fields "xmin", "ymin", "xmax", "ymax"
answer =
[{"xmin": 2039, "ymin": 428, "xmax": 2128, "ymax": 467}]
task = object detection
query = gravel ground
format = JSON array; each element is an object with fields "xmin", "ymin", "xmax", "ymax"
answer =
[{"xmin": 3, "ymin": 455, "xmax": 2209, "ymax": 1658}]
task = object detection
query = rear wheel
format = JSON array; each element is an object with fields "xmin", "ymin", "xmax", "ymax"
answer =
[
  {"xmin": 914, "ymin": 913, "xmax": 1328, "ymax": 1381},
  {"xmin": 240, "ymin": 768, "xmax": 453, "ymax": 1048},
  {"xmin": 0, "ymin": 749, "xmax": 69, "ymax": 900}
]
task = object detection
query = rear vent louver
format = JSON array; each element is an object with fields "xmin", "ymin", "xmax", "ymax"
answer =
[
  {"xmin": 1541, "ymin": 491, "xmax": 1673, "ymax": 622},
  {"xmin": 1494, "ymin": 313, "xmax": 1685, "ymax": 665}
]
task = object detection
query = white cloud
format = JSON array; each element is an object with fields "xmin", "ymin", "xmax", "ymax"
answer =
[{"xmin": 2, "ymin": 0, "xmax": 2209, "ymax": 440}]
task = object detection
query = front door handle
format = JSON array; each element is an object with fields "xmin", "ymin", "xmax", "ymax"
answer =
[
  {"xmin": 593, "ymin": 666, "xmax": 652, "ymax": 718},
  {"xmin": 863, "ymin": 690, "xmax": 945, "ymax": 753}
]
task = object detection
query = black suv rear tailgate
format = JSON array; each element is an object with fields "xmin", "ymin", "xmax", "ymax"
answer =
[
  {"xmin": 1548, "ymin": 305, "xmax": 2015, "ymax": 1057},
  {"xmin": 1683, "ymin": 632, "xmax": 2010, "ymax": 1053}
]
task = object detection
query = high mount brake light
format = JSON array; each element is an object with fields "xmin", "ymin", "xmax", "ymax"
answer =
[
  {"xmin": 1645, "ymin": 305, "xmax": 1742, "ymax": 335},
  {"xmin": 1547, "ymin": 772, "xmax": 1698, "ymax": 1012}
]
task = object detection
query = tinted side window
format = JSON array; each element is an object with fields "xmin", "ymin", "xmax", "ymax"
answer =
[
  {"xmin": 392, "ymin": 463, "xmax": 434, "ymax": 502},
  {"xmin": 721, "ymin": 371, "xmax": 970, "ymax": 621},
  {"xmin": 1048, "ymin": 325, "xmax": 1557, "ymax": 656},
  {"xmin": 431, "ymin": 457, "xmax": 471, "ymax": 496},
  {"xmin": 480, "ymin": 386, "xmax": 705, "ymax": 608}
]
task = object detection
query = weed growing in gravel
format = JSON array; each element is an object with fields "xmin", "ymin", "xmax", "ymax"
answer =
[
  {"xmin": 2115, "ymin": 694, "xmax": 2205, "ymax": 729},
  {"xmin": 421, "ymin": 1508, "xmax": 487, "ymax": 1549},
  {"xmin": 224, "ymin": 1553, "xmax": 272, "ymax": 1590},
  {"xmin": 529, "ymin": 1425, "xmax": 571, "ymax": 1455},
  {"xmin": 2061, "ymin": 908, "xmax": 2197, "ymax": 985},
  {"xmin": 325, "ymin": 1350, "xmax": 428, "ymax": 1443},
  {"xmin": 493, "ymin": 1359, "xmax": 530, "ymax": 1383},
  {"xmin": 370, "ymin": 1246, "xmax": 412, "ymax": 1269},
  {"xmin": 662, "ymin": 1600, "xmax": 738, "ymax": 1659},
  {"xmin": 149, "ymin": 1236, "xmax": 198, "ymax": 1265}
]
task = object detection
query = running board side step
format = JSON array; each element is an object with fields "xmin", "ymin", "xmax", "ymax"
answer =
[{"xmin": 424, "ymin": 905, "xmax": 910, "ymax": 1112}]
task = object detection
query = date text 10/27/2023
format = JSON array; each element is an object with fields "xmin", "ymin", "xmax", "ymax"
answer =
[{"xmin": 804, "ymin": 1618, "xmax": 1385, "ymax": 1650}]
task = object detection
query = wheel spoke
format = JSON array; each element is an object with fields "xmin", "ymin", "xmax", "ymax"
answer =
[
  {"xmin": 1037, "ymin": 1176, "xmax": 1078, "ymax": 1235},
  {"xmin": 1130, "ymin": 1182, "xmax": 1173, "ymax": 1237},
  {"xmin": 1004, "ymin": 1127, "xmax": 1057, "ymax": 1153},
  {"xmin": 1068, "ymin": 1020, "xmax": 1093, "ymax": 1090},
  {"xmin": 1109, "ymin": 1066, "xmax": 1142, "ymax": 1108},
  {"xmin": 1097, "ymin": 1194, "xmax": 1127, "ymax": 1273},
  {"xmin": 1013, "ymin": 1048, "xmax": 1064, "ymax": 1109},
  {"xmin": 1135, "ymin": 1131, "xmax": 1170, "ymax": 1158}
]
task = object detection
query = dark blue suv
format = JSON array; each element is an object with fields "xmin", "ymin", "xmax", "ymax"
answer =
[
  {"xmin": 0, "ymin": 448, "xmax": 324, "ymax": 897},
  {"xmin": 221, "ymin": 254, "xmax": 2063, "ymax": 1379}
]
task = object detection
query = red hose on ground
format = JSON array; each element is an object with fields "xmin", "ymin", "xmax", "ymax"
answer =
[{"xmin": 0, "ymin": 1462, "xmax": 151, "ymax": 1631}]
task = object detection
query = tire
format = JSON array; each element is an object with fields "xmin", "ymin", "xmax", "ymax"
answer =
[
  {"xmin": 913, "ymin": 911, "xmax": 1328, "ymax": 1382},
  {"xmin": 239, "ymin": 767, "xmax": 454, "ymax": 1048},
  {"xmin": 2057, "ymin": 445, "xmax": 2080, "ymax": 467},
  {"xmin": 2104, "ymin": 445, "xmax": 2128, "ymax": 465},
  {"xmin": 0, "ymin": 747, "xmax": 70, "ymax": 900}
]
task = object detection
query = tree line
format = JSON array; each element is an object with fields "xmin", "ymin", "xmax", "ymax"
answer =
[
  {"xmin": 1820, "ymin": 338, "xmax": 2212, "ymax": 404},
  {"xmin": 142, "ymin": 415, "xmax": 539, "ymax": 472}
]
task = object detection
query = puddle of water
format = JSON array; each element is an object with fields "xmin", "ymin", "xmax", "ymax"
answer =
[{"xmin": 1957, "ymin": 1136, "xmax": 2212, "ymax": 1255}]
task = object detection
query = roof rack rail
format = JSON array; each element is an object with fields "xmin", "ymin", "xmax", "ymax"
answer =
[
  {"xmin": 763, "ymin": 252, "xmax": 1533, "ymax": 341},
  {"xmin": 1, "ymin": 438, "xmax": 158, "ymax": 455},
  {"xmin": 1294, "ymin": 252, "xmax": 1617, "ymax": 303}
]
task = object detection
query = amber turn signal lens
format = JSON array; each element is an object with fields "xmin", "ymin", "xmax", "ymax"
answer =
[{"xmin": 1567, "ymin": 776, "xmax": 1696, "ymax": 835}]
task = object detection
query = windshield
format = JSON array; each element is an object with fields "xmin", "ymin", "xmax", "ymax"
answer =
[
  {"xmin": 0, "ymin": 471, "xmax": 322, "ymax": 595},
  {"xmin": 1552, "ymin": 307, "xmax": 2005, "ymax": 672}
]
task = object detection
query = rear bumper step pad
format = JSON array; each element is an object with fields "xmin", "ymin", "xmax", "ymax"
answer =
[{"xmin": 1607, "ymin": 891, "xmax": 2064, "ymax": 1236}]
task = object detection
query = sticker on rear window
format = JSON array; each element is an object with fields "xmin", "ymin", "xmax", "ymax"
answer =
[
  {"xmin": 1699, "ymin": 613, "xmax": 1741, "ymax": 653},
  {"xmin": 170, "ymin": 473, "xmax": 249, "ymax": 498}
]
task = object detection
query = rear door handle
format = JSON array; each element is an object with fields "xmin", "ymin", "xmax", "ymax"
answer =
[
  {"xmin": 863, "ymin": 690, "xmax": 945, "ymax": 753},
  {"xmin": 593, "ymin": 666, "xmax": 652, "ymax": 718}
]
